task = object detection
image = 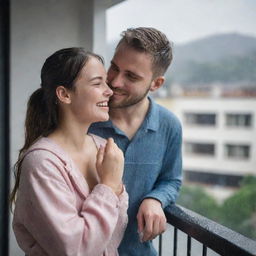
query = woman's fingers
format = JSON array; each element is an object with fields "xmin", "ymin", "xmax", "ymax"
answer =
[{"xmin": 96, "ymin": 145, "xmax": 105, "ymax": 166}]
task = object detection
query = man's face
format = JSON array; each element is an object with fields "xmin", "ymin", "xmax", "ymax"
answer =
[{"xmin": 107, "ymin": 44, "xmax": 155, "ymax": 108}]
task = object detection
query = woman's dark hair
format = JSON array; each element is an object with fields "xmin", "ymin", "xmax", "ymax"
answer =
[{"xmin": 10, "ymin": 47, "xmax": 103, "ymax": 207}]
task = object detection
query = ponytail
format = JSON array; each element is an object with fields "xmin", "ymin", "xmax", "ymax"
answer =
[
  {"xmin": 24, "ymin": 87, "xmax": 58, "ymax": 148},
  {"xmin": 10, "ymin": 87, "xmax": 58, "ymax": 208}
]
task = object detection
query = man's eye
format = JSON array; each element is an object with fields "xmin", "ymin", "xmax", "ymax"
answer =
[{"xmin": 127, "ymin": 74, "xmax": 137, "ymax": 81}]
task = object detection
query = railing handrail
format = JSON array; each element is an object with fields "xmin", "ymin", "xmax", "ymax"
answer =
[{"xmin": 165, "ymin": 204, "xmax": 256, "ymax": 256}]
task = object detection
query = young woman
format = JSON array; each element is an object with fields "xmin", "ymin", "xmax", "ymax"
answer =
[{"xmin": 10, "ymin": 47, "xmax": 128, "ymax": 256}]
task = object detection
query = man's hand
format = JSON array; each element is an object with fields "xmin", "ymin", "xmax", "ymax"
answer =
[{"xmin": 137, "ymin": 198, "xmax": 167, "ymax": 242}]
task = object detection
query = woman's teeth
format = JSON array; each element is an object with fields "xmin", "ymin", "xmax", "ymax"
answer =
[{"xmin": 97, "ymin": 102, "xmax": 108, "ymax": 107}]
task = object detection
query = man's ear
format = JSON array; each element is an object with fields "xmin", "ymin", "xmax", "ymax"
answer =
[
  {"xmin": 150, "ymin": 76, "xmax": 165, "ymax": 92},
  {"xmin": 56, "ymin": 86, "xmax": 72, "ymax": 104}
]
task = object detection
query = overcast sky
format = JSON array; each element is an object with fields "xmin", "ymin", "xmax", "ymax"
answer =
[{"xmin": 106, "ymin": 0, "xmax": 256, "ymax": 44}]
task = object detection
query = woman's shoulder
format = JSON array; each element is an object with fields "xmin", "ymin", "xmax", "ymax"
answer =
[
  {"xmin": 19, "ymin": 138, "xmax": 72, "ymax": 184},
  {"xmin": 22, "ymin": 137, "xmax": 69, "ymax": 166}
]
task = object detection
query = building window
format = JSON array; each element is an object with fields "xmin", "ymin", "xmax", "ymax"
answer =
[
  {"xmin": 225, "ymin": 144, "xmax": 250, "ymax": 159},
  {"xmin": 185, "ymin": 142, "xmax": 215, "ymax": 156},
  {"xmin": 226, "ymin": 113, "xmax": 252, "ymax": 127},
  {"xmin": 185, "ymin": 170, "xmax": 243, "ymax": 187},
  {"xmin": 184, "ymin": 112, "xmax": 216, "ymax": 126}
]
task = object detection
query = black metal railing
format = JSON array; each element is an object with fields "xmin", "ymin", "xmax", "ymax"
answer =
[{"xmin": 159, "ymin": 204, "xmax": 256, "ymax": 256}]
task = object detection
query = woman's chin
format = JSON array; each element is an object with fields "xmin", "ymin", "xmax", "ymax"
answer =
[{"xmin": 95, "ymin": 115, "xmax": 109, "ymax": 123}]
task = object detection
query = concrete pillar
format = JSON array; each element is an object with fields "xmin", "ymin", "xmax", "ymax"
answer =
[
  {"xmin": 0, "ymin": 0, "xmax": 10, "ymax": 255},
  {"xmin": 82, "ymin": 0, "xmax": 126, "ymax": 60}
]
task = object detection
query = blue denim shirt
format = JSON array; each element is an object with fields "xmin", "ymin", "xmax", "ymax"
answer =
[{"xmin": 89, "ymin": 97, "xmax": 182, "ymax": 256}]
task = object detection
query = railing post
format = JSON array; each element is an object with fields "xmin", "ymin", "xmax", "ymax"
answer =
[
  {"xmin": 158, "ymin": 234, "xmax": 162, "ymax": 256},
  {"xmin": 187, "ymin": 235, "xmax": 191, "ymax": 256},
  {"xmin": 202, "ymin": 245, "xmax": 207, "ymax": 256},
  {"xmin": 173, "ymin": 227, "xmax": 177, "ymax": 256}
]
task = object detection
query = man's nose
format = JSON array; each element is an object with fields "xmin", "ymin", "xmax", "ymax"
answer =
[{"xmin": 109, "ymin": 73, "xmax": 123, "ymax": 89}]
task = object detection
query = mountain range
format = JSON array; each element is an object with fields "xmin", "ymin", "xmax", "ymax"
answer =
[{"xmin": 168, "ymin": 33, "xmax": 256, "ymax": 86}]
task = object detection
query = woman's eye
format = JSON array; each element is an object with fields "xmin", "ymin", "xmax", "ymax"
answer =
[{"xmin": 92, "ymin": 81, "xmax": 101, "ymax": 86}]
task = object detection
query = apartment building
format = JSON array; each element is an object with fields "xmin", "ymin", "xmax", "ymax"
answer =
[{"xmin": 156, "ymin": 96, "xmax": 256, "ymax": 189}]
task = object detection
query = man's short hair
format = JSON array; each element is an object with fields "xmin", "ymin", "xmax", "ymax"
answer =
[{"xmin": 116, "ymin": 27, "xmax": 173, "ymax": 77}]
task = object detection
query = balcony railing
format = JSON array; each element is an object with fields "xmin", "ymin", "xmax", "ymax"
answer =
[{"xmin": 158, "ymin": 204, "xmax": 256, "ymax": 256}]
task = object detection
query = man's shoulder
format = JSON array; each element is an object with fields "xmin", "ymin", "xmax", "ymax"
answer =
[{"xmin": 154, "ymin": 100, "xmax": 181, "ymax": 127}]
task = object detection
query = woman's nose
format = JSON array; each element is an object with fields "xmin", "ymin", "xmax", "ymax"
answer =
[{"xmin": 104, "ymin": 83, "xmax": 113, "ymax": 97}]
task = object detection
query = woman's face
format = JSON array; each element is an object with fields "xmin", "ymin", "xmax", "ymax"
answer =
[{"xmin": 68, "ymin": 57, "xmax": 113, "ymax": 124}]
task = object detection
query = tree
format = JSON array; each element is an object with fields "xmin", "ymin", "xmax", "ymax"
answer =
[
  {"xmin": 177, "ymin": 185, "xmax": 219, "ymax": 221},
  {"xmin": 219, "ymin": 176, "xmax": 256, "ymax": 238},
  {"xmin": 177, "ymin": 176, "xmax": 256, "ymax": 239}
]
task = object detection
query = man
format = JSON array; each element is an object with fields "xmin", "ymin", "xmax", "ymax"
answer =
[{"xmin": 89, "ymin": 27, "xmax": 182, "ymax": 256}]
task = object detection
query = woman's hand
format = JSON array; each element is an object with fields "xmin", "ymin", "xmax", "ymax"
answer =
[{"xmin": 96, "ymin": 138, "xmax": 124, "ymax": 195}]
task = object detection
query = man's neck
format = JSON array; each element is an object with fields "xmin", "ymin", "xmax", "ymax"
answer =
[{"xmin": 109, "ymin": 97, "xmax": 150, "ymax": 139}]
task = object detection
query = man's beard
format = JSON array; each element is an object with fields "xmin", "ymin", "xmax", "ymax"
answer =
[{"xmin": 109, "ymin": 87, "xmax": 150, "ymax": 109}]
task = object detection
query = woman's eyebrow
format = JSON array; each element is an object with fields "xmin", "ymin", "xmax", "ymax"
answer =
[{"xmin": 89, "ymin": 76, "xmax": 103, "ymax": 82}]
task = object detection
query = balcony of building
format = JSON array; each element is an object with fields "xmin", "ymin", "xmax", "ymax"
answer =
[{"xmin": 1, "ymin": 1, "xmax": 256, "ymax": 255}]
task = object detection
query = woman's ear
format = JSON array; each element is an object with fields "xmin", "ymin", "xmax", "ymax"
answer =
[
  {"xmin": 56, "ymin": 86, "xmax": 72, "ymax": 104},
  {"xmin": 150, "ymin": 76, "xmax": 165, "ymax": 92}
]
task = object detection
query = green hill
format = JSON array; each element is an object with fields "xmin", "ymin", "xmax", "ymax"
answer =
[{"xmin": 167, "ymin": 33, "xmax": 256, "ymax": 86}]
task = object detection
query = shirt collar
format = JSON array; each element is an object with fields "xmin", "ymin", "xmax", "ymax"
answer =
[
  {"xmin": 145, "ymin": 96, "xmax": 159, "ymax": 132},
  {"xmin": 91, "ymin": 119, "xmax": 113, "ymax": 128}
]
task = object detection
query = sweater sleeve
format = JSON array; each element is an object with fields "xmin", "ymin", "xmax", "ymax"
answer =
[{"xmin": 14, "ymin": 150, "xmax": 127, "ymax": 256}]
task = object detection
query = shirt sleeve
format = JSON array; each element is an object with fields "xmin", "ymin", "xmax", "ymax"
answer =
[
  {"xmin": 142, "ymin": 121, "xmax": 183, "ymax": 208},
  {"xmin": 16, "ymin": 150, "xmax": 128, "ymax": 256}
]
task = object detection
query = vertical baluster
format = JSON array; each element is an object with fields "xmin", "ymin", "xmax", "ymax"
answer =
[
  {"xmin": 202, "ymin": 245, "xmax": 207, "ymax": 256},
  {"xmin": 158, "ymin": 234, "xmax": 162, "ymax": 256},
  {"xmin": 187, "ymin": 235, "xmax": 191, "ymax": 256},
  {"xmin": 173, "ymin": 227, "xmax": 177, "ymax": 256}
]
